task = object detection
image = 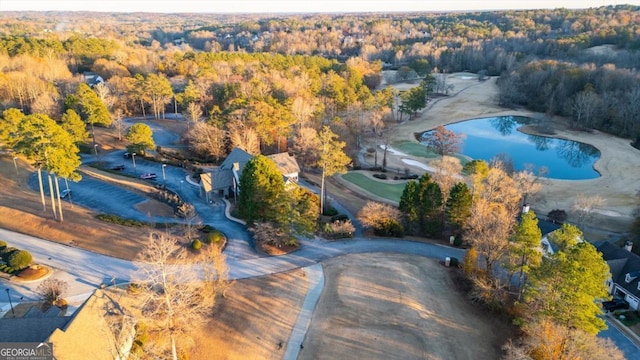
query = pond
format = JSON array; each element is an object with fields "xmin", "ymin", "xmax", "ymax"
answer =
[{"xmin": 421, "ymin": 116, "xmax": 601, "ymax": 180}]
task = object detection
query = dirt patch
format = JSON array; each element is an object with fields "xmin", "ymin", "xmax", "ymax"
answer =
[
  {"xmin": 134, "ymin": 199, "xmax": 175, "ymax": 218},
  {"xmin": 300, "ymin": 253, "xmax": 508, "ymax": 360},
  {"xmin": 190, "ymin": 269, "xmax": 308, "ymax": 360}
]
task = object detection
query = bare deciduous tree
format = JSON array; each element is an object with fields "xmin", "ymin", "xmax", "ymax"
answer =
[
  {"xmin": 200, "ymin": 244, "xmax": 233, "ymax": 299},
  {"xmin": 572, "ymin": 194, "xmax": 605, "ymax": 228},
  {"xmin": 37, "ymin": 278, "xmax": 69, "ymax": 308},
  {"xmin": 292, "ymin": 127, "xmax": 321, "ymax": 169},
  {"xmin": 227, "ymin": 120, "xmax": 260, "ymax": 155},
  {"xmin": 430, "ymin": 156, "xmax": 463, "ymax": 204},
  {"xmin": 136, "ymin": 232, "xmax": 212, "ymax": 360},
  {"xmin": 185, "ymin": 121, "xmax": 226, "ymax": 160},
  {"xmin": 182, "ymin": 102, "xmax": 203, "ymax": 127},
  {"xmin": 111, "ymin": 109, "xmax": 125, "ymax": 141},
  {"xmin": 357, "ymin": 201, "xmax": 402, "ymax": 229}
]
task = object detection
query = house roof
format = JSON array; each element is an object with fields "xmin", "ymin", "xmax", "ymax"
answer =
[
  {"xmin": 0, "ymin": 317, "xmax": 71, "ymax": 342},
  {"xmin": 267, "ymin": 152, "xmax": 300, "ymax": 176},
  {"xmin": 210, "ymin": 167, "xmax": 233, "ymax": 191},
  {"xmin": 47, "ymin": 289, "xmax": 130, "ymax": 360},
  {"xmin": 220, "ymin": 147, "xmax": 253, "ymax": 172},
  {"xmin": 200, "ymin": 172, "xmax": 212, "ymax": 193},
  {"xmin": 597, "ymin": 241, "xmax": 640, "ymax": 299}
]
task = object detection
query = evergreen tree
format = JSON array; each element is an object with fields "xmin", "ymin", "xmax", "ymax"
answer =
[
  {"xmin": 509, "ymin": 210, "xmax": 542, "ymax": 298},
  {"xmin": 126, "ymin": 123, "xmax": 156, "ymax": 155},
  {"xmin": 399, "ymin": 180, "xmax": 419, "ymax": 233},
  {"xmin": 445, "ymin": 182, "xmax": 473, "ymax": 233},
  {"xmin": 522, "ymin": 224, "xmax": 610, "ymax": 335},
  {"xmin": 238, "ymin": 155, "xmax": 286, "ymax": 224},
  {"xmin": 60, "ymin": 109, "xmax": 88, "ymax": 144},
  {"xmin": 419, "ymin": 181, "xmax": 443, "ymax": 236}
]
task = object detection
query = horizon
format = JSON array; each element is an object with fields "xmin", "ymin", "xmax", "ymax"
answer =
[{"xmin": 0, "ymin": 0, "xmax": 636, "ymax": 14}]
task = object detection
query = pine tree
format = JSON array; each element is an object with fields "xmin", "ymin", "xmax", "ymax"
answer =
[{"xmin": 238, "ymin": 155, "xmax": 285, "ymax": 224}]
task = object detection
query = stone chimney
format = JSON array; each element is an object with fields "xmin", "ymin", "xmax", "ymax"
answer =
[{"xmin": 625, "ymin": 240, "xmax": 633, "ymax": 252}]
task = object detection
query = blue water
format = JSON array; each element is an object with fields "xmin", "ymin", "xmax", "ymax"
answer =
[{"xmin": 422, "ymin": 116, "xmax": 601, "ymax": 180}]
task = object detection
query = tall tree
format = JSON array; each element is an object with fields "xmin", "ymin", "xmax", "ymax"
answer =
[
  {"xmin": 144, "ymin": 73, "xmax": 173, "ymax": 119},
  {"xmin": 445, "ymin": 182, "xmax": 473, "ymax": 234},
  {"xmin": 238, "ymin": 155, "xmax": 286, "ymax": 224},
  {"xmin": 136, "ymin": 233, "xmax": 215, "ymax": 360},
  {"xmin": 423, "ymin": 125, "xmax": 464, "ymax": 157},
  {"xmin": 317, "ymin": 126, "xmax": 351, "ymax": 214},
  {"xmin": 13, "ymin": 113, "xmax": 81, "ymax": 220},
  {"xmin": 0, "ymin": 108, "xmax": 25, "ymax": 149},
  {"xmin": 185, "ymin": 122, "xmax": 226, "ymax": 161},
  {"xmin": 126, "ymin": 123, "xmax": 155, "ymax": 155},
  {"xmin": 60, "ymin": 109, "xmax": 88, "ymax": 144},
  {"xmin": 509, "ymin": 210, "xmax": 542, "ymax": 298},
  {"xmin": 522, "ymin": 224, "xmax": 610, "ymax": 335}
]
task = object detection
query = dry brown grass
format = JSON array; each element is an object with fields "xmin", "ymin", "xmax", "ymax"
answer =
[
  {"xmin": 0, "ymin": 139, "xmax": 150, "ymax": 260},
  {"xmin": 190, "ymin": 269, "xmax": 308, "ymax": 360}
]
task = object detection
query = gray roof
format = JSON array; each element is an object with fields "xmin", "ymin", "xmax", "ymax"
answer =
[
  {"xmin": 220, "ymin": 148, "xmax": 253, "ymax": 172},
  {"xmin": 0, "ymin": 316, "xmax": 71, "ymax": 342},
  {"xmin": 597, "ymin": 241, "xmax": 640, "ymax": 299},
  {"xmin": 267, "ymin": 152, "xmax": 300, "ymax": 176}
]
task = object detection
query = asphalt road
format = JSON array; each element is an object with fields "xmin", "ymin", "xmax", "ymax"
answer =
[{"xmin": 6, "ymin": 118, "xmax": 640, "ymax": 358}]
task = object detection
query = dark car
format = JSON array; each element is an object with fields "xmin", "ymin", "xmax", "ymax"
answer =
[
  {"xmin": 60, "ymin": 189, "xmax": 72, "ymax": 199},
  {"xmin": 602, "ymin": 298, "xmax": 629, "ymax": 312},
  {"xmin": 110, "ymin": 165, "xmax": 125, "ymax": 171},
  {"xmin": 140, "ymin": 173, "xmax": 157, "ymax": 180},
  {"xmin": 123, "ymin": 152, "xmax": 132, "ymax": 159}
]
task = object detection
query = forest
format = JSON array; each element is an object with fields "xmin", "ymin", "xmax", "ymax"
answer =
[{"xmin": 0, "ymin": 5, "xmax": 639, "ymax": 158}]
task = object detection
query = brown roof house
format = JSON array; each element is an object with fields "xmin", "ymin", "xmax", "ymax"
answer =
[
  {"xmin": 0, "ymin": 289, "xmax": 134, "ymax": 360},
  {"xmin": 201, "ymin": 148, "xmax": 300, "ymax": 202},
  {"xmin": 597, "ymin": 240, "xmax": 640, "ymax": 310}
]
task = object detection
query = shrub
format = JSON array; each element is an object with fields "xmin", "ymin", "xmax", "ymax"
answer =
[
  {"xmin": 331, "ymin": 214, "xmax": 349, "ymax": 222},
  {"xmin": 191, "ymin": 239, "xmax": 202, "ymax": 251},
  {"xmin": 323, "ymin": 206, "xmax": 338, "ymax": 217},
  {"xmin": 547, "ymin": 209, "xmax": 567, "ymax": 224},
  {"xmin": 453, "ymin": 236, "xmax": 463, "ymax": 247},
  {"xmin": 373, "ymin": 219, "xmax": 404, "ymax": 237},
  {"xmin": 37, "ymin": 279, "xmax": 68, "ymax": 306},
  {"xmin": 373, "ymin": 173, "xmax": 388, "ymax": 180},
  {"xmin": 324, "ymin": 220, "xmax": 355, "ymax": 239},
  {"xmin": 8, "ymin": 250, "xmax": 32, "ymax": 270},
  {"xmin": 0, "ymin": 240, "xmax": 6, "ymax": 249},
  {"xmin": 449, "ymin": 257, "xmax": 460, "ymax": 267},
  {"xmin": 205, "ymin": 231, "xmax": 225, "ymax": 244},
  {"xmin": 200, "ymin": 225, "xmax": 215, "ymax": 233},
  {"xmin": 96, "ymin": 214, "xmax": 145, "ymax": 227}
]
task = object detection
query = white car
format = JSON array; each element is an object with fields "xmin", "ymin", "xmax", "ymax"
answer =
[
  {"xmin": 60, "ymin": 189, "xmax": 72, "ymax": 198},
  {"xmin": 140, "ymin": 173, "xmax": 157, "ymax": 180}
]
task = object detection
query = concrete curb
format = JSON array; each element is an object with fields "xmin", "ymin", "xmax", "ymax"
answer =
[
  {"xmin": 606, "ymin": 313, "xmax": 640, "ymax": 347},
  {"xmin": 283, "ymin": 264, "xmax": 324, "ymax": 360},
  {"xmin": 222, "ymin": 198, "xmax": 246, "ymax": 225}
]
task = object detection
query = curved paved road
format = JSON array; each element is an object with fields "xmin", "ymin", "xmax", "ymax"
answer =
[{"xmin": 6, "ymin": 118, "xmax": 639, "ymax": 359}]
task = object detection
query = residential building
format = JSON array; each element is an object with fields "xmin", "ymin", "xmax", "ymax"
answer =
[{"xmin": 597, "ymin": 241, "xmax": 640, "ymax": 310}]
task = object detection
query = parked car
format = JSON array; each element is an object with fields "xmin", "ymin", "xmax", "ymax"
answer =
[
  {"xmin": 123, "ymin": 152, "xmax": 132, "ymax": 159},
  {"xmin": 60, "ymin": 189, "xmax": 72, "ymax": 199},
  {"xmin": 110, "ymin": 164, "xmax": 125, "ymax": 171},
  {"xmin": 602, "ymin": 298, "xmax": 629, "ymax": 312},
  {"xmin": 140, "ymin": 173, "xmax": 157, "ymax": 180}
]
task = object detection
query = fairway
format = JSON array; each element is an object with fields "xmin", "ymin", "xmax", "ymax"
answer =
[
  {"xmin": 393, "ymin": 141, "xmax": 438, "ymax": 158},
  {"xmin": 341, "ymin": 172, "xmax": 406, "ymax": 202}
]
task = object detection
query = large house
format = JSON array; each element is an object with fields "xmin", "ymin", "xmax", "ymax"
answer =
[
  {"xmin": 200, "ymin": 148, "xmax": 300, "ymax": 202},
  {"xmin": 596, "ymin": 240, "xmax": 640, "ymax": 310}
]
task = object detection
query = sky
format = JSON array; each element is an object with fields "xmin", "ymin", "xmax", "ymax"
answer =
[{"xmin": 0, "ymin": 0, "xmax": 636, "ymax": 14}]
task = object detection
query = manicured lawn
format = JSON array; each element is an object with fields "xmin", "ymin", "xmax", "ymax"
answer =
[
  {"xmin": 342, "ymin": 172, "xmax": 406, "ymax": 202},
  {"xmin": 393, "ymin": 141, "xmax": 438, "ymax": 158},
  {"xmin": 393, "ymin": 140, "xmax": 471, "ymax": 165}
]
